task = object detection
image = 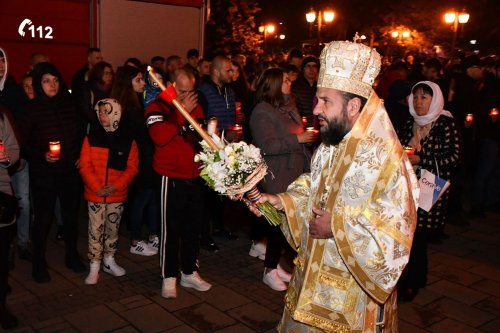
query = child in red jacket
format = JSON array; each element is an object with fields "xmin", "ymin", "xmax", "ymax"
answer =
[{"xmin": 79, "ymin": 99, "xmax": 139, "ymax": 285}]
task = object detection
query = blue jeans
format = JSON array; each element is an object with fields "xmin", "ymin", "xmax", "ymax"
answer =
[
  {"xmin": 11, "ymin": 162, "xmax": 30, "ymax": 247},
  {"xmin": 129, "ymin": 188, "xmax": 158, "ymax": 241}
]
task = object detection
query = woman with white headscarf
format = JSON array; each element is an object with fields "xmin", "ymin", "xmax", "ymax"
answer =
[{"xmin": 397, "ymin": 81, "xmax": 461, "ymax": 302}]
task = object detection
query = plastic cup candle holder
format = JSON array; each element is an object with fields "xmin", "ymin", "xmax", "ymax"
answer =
[
  {"xmin": 233, "ymin": 124, "xmax": 243, "ymax": 133},
  {"xmin": 404, "ymin": 146, "xmax": 415, "ymax": 156},
  {"xmin": 301, "ymin": 117, "xmax": 308, "ymax": 126},
  {"xmin": 49, "ymin": 141, "xmax": 61, "ymax": 158}
]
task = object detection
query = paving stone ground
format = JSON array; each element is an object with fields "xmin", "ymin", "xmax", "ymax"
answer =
[{"xmin": 3, "ymin": 201, "xmax": 499, "ymax": 332}]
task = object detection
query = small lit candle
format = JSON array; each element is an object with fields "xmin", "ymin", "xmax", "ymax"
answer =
[
  {"xmin": 404, "ymin": 146, "xmax": 415, "ymax": 156},
  {"xmin": 0, "ymin": 140, "xmax": 4, "ymax": 152},
  {"xmin": 49, "ymin": 141, "xmax": 61, "ymax": 158},
  {"xmin": 301, "ymin": 117, "xmax": 308, "ymax": 126},
  {"xmin": 233, "ymin": 124, "xmax": 243, "ymax": 133},
  {"xmin": 465, "ymin": 113, "xmax": 474, "ymax": 123},
  {"xmin": 490, "ymin": 108, "xmax": 499, "ymax": 122},
  {"xmin": 306, "ymin": 127, "xmax": 315, "ymax": 132},
  {"xmin": 207, "ymin": 116, "xmax": 218, "ymax": 135}
]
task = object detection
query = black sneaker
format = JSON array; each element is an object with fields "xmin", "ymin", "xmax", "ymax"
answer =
[
  {"xmin": 65, "ymin": 257, "xmax": 86, "ymax": 274},
  {"xmin": 201, "ymin": 237, "xmax": 219, "ymax": 252},
  {"xmin": 32, "ymin": 267, "xmax": 51, "ymax": 283}
]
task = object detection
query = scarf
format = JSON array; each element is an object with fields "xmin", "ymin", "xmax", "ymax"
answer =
[{"xmin": 408, "ymin": 81, "xmax": 453, "ymax": 151}]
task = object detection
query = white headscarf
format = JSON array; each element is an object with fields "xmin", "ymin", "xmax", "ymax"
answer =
[
  {"xmin": 408, "ymin": 81, "xmax": 453, "ymax": 152},
  {"xmin": 408, "ymin": 80, "xmax": 452, "ymax": 126}
]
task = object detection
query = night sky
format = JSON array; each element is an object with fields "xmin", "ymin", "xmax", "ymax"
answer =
[
  {"xmin": 256, "ymin": 1, "xmax": 313, "ymax": 49},
  {"xmin": 256, "ymin": 0, "xmax": 500, "ymax": 54}
]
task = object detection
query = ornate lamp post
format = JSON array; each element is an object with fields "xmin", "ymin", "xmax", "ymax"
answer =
[
  {"xmin": 444, "ymin": 10, "xmax": 470, "ymax": 51},
  {"xmin": 305, "ymin": 8, "xmax": 335, "ymax": 43}
]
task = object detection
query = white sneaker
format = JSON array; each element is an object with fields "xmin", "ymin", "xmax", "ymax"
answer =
[
  {"xmin": 148, "ymin": 236, "xmax": 159, "ymax": 254},
  {"xmin": 249, "ymin": 241, "xmax": 266, "ymax": 260},
  {"xmin": 277, "ymin": 265, "xmax": 292, "ymax": 283},
  {"xmin": 103, "ymin": 256, "xmax": 126, "ymax": 277},
  {"xmin": 180, "ymin": 271, "xmax": 212, "ymax": 291},
  {"xmin": 263, "ymin": 269, "xmax": 287, "ymax": 291},
  {"xmin": 130, "ymin": 240, "xmax": 157, "ymax": 256},
  {"xmin": 161, "ymin": 277, "xmax": 177, "ymax": 298},
  {"xmin": 84, "ymin": 260, "xmax": 100, "ymax": 285}
]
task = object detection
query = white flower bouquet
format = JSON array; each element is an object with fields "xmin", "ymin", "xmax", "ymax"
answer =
[
  {"xmin": 148, "ymin": 79, "xmax": 282, "ymax": 226},
  {"xmin": 195, "ymin": 137, "xmax": 283, "ymax": 226}
]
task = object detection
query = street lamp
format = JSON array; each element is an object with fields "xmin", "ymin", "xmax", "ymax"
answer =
[
  {"xmin": 391, "ymin": 27, "xmax": 411, "ymax": 45},
  {"xmin": 305, "ymin": 8, "xmax": 335, "ymax": 42},
  {"xmin": 444, "ymin": 10, "xmax": 470, "ymax": 51},
  {"xmin": 259, "ymin": 24, "xmax": 276, "ymax": 53}
]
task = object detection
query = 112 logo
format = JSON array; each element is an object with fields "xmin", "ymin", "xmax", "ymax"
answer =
[{"xmin": 18, "ymin": 18, "xmax": 53, "ymax": 39}]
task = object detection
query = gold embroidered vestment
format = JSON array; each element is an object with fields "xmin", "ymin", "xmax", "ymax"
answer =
[{"xmin": 276, "ymin": 93, "xmax": 419, "ymax": 333}]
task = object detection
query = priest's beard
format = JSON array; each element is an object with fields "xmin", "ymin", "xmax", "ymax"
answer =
[{"xmin": 319, "ymin": 106, "xmax": 350, "ymax": 146}]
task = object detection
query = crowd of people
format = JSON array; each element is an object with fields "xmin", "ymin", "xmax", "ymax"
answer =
[{"xmin": 0, "ymin": 41, "xmax": 498, "ymax": 331}]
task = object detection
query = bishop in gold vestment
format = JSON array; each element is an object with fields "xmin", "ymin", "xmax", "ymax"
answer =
[{"xmin": 252, "ymin": 41, "xmax": 419, "ymax": 333}]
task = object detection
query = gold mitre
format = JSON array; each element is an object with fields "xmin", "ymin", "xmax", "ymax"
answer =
[{"xmin": 318, "ymin": 41, "xmax": 381, "ymax": 98}]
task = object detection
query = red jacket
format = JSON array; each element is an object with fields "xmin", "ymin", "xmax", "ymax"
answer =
[
  {"xmin": 79, "ymin": 137, "xmax": 139, "ymax": 203},
  {"xmin": 145, "ymin": 99, "xmax": 203, "ymax": 179}
]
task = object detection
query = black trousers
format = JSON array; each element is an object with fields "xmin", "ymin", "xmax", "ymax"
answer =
[
  {"xmin": 30, "ymin": 171, "xmax": 82, "ymax": 268},
  {"xmin": 156, "ymin": 173, "xmax": 204, "ymax": 278},
  {"xmin": 399, "ymin": 227, "xmax": 429, "ymax": 290},
  {"xmin": 264, "ymin": 223, "xmax": 286, "ymax": 269},
  {"xmin": 0, "ymin": 224, "xmax": 14, "ymax": 304}
]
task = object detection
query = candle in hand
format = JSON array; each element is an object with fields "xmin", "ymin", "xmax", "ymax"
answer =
[
  {"xmin": 233, "ymin": 124, "xmax": 243, "ymax": 133},
  {"xmin": 404, "ymin": 146, "xmax": 415, "ymax": 156},
  {"xmin": 465, "ymin": 113, "xmax": 474, "ymax": 124},
  {"xmin": 490, "ymin": 108, "xmax": 499, "ymax": 122},
  {"xmin": 0, "ymin": 140, "xmax": 4, "ymax": 152},
  {"xmin": 49, "ymin": 141, "xmax": 61, "ymax": 158},
  {"xmin": 301, "ymin": 117, "xmax": 308, "ymax": 127}
]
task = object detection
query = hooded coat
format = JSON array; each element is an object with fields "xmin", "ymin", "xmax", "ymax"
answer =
[
  {"xmin": 79, "ymin": 98, "xmax": 138, "ymax": 203},
  {"xmin": 0, "ymin": 47, "xmax": 26, "ymax": 117},
  {"xmin": 18, "ymin": 62, "xmax": 82, "ymax": 177}
]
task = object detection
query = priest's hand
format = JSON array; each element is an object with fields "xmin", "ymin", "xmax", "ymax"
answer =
[
  {"xmin": 309, "ymin": 206, "xmax": 333, "ymax": 239},
  {"xmin": 246, "ymin": 193, "xmax": 283, "ymax": 216}
]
